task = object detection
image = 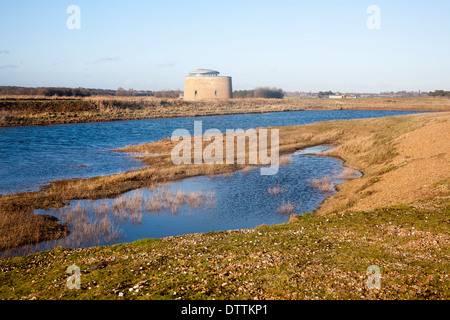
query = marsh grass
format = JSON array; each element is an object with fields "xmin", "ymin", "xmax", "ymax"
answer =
[
  {"xmin": 1, "ymin": 96, "xmax": 449, "ymax": 127},
  {"xmin": 278, "ymin": 200, "xmax": 297, "ymax": 215},
  {"xmin": 335, "ymin": 167, "xmax": 361, "ymax": 180},
  {"xmin": 0, "ymin": 211, "xmax": 68, "ymax": 254},
  {"xmin": 267, "ymin": 183, "xmax": 286, "ymax": 195},
  {"xmin": 241, "ymin": 166, "xmax": 257, "ymax": 174},
  {"xmin": 56, "ymin": 202, "xmax": 122, "ymax": 248},
  {"xmin": 279, "ymin": 155, "xmax": 293, "ymax": 166},
  {"xmin": 145, "ymin": 185, "xmax": 215, "ymax": 214},
  {"xmin": 26, "ymin": 186, "xmax": 216, "ymax": 252},
  {"xmin": 309, "ymin": 176, "xmax": 335, "ymax": 193},
  {"xmin": 308, "ymin": 166, "xmax": 360, "ymax": 197}
]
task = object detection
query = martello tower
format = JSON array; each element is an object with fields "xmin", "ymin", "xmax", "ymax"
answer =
[{"xmin": 184, "ymin": 69, "xmax": 232, "ymax": 101}]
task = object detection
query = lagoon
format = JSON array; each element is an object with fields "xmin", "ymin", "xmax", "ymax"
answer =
[{"xmin": 0, "ymin": 110, "xmax": 424, "ymax": 194}]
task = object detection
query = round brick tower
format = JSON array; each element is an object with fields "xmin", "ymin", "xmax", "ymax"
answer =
[{"xmin": 184, "ymin": 69, "xmax": 232, "ymax": 101}]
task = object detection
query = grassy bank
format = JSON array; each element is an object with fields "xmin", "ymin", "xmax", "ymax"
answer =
[
  {"xmin": 0, "ymin": 112, "xmax": 448, "ymax": 299},
  {"xmin": 1, "ymin": 96, "xmax": 449, "ymax": 127},
  {"xmin": 0, "ymin": 198, "xmax": 448, "ymax": 300}
]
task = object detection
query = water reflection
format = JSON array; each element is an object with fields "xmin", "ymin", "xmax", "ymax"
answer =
[
  {"xmin": 1, "ymin": 146, "xmax": 361, "ymax": 257},
  {"xmin": 0, "ymin": 110, "xmax": 422, "ymax": 194}
]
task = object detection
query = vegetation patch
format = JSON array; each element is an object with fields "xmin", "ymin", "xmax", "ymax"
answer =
[
  {"xmin": 1, "ymin": 96, "xmax": 449, "ymax": 127},
  {"xmin": 0, "ymin": 199, "xmax": 448, "ymax": 300}
]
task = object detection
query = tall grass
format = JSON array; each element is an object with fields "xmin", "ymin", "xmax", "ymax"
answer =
[
  {"xmin": 309, "ymin": 176, "xmax": 335, "ymax": 193},
  {"xmin": 279, "ymin": 155, "xmax": 293, "ymax": 166},
  {"xmin": 267, "ymin": 183, "xmax": 286, "ymax": 195},
  {"xmin": 18, "ymin": 186, "xmax": 216, "ymax": 252},
  {"xmin": 56, "ymin": 202, "xmax": 122, "ymax": 248},
  {"xmin": 0, "ymin": 211, "xmax": 68, "ymax": 254},
  {"xmin": 144, "ymin": 185, "xmax": 214, "ymax": 214},
  {"xmin": 336, "ymin": 167, "xmax": 360, "ymax": 180},
  {"xmin": 278, "ymin": 201, "xmax": 296, "ymax": 215},
  {"xmin": 2, "ymin": 96, "xmax": 448, "ymax": 127}
]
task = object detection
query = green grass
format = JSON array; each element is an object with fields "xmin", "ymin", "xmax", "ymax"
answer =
[{"xmin": 1, "ymin": 198, "xmax": 448, "ymax": 300}]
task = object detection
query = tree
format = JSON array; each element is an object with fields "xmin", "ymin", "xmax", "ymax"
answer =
[
  {"xmin": 153, "ymin": 90, "xmax": 183, "ymax": 98},
  {"xmin": 429, "ymin": 90, "xmax": 450, "ymax": 97},
  {"xmin": 318, "ymin": 91, "xmax": 334, "ymax": 98},
  {"xmin": 253, "ymin": 87, "xmax": 285, "ymax": 99},
  {"xmin": 233, "ymin": 90, "xmax": 254, "ymax": 98}
]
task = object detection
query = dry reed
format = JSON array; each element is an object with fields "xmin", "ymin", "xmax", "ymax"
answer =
[
  {"xmin": 336, "ymin": 167, "xmax": 360, "ymax": 180},
  {"xmin": 309, "ymin": 176, "xmax": 335, "ymax": 193},
  {"xmin": 241, "ymin": 166, "xmax": 256, "ymax": 174},
  {"xmin": 267, "ymin": 183, "xmax": 286, "ymax": 195},
  {"xmin": 279, "ymin": 155, "xmax": 293, "ymax": 166},
  {"xmin": 34, "ymin": 186, "xmax": 215, "ymax": 250},
  {"xmin": 2, "ymin": 96, "xmax": 449, "ymax": 128},
  {"xmin": 278, "ymin": 201, "xmax": 296, "ymax": 215}
]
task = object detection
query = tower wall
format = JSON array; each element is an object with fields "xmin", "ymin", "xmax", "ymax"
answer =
[{"xmin": 184, "ymin": 76, "xmax": 232, "ymax": 101}]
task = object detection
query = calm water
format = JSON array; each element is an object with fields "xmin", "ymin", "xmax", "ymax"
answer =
[
  {"xmin": 0, "ymin": 110, "xmax": 423, "ymax": 194},
  {"xmin": 0, "ymin": 110, "xmax": 426, "ymax": 257},
  {"xmin": 3, "ymin": 145, "xmax": 357, "ymax": 257}
]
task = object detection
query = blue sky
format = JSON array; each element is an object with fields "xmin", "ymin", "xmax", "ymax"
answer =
[{"xmin": 0, "ymin": 0, "xmax": 449, "ymax": 92}]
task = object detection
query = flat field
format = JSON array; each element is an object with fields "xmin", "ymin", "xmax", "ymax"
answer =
[{"xmin": 1, "ymin": 96, "xmax": 449, "ymax": 127}]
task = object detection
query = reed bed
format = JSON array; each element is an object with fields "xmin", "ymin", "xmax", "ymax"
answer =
[
  {"xmin": 308, "ymin": 167, "xmax": 360, "ymax": 195},
  {"xmin": 0, "ymin": 211, "xmax": 68, "ymax": 254},
  {"xmin": 2, "ymin": 96, "xmax": 448, "ymax": 127},
  {"xmin": 278, "ymin": 200, "xmax": 296, "ymax": 215},
  {"xmin": 336, "ymin": 167, "xmax": 361, "ymax": 180},
  {"xmin": 40, "ymin": 186, "xmax": 215, "ymax": 250},
  {"xmin": 145, "ymin": 185, "xmax": 215, "ymax": 214},
  {"xmin": 309, "ymin": 175, "xmax": 335, "ymax": 193},
  {"xmin": 241, "ymin": 166, "xmax": 257, "ymax": 174},
  {"xmin": 279, "ymin": 155, "xmax": 293, "ymax": 166},
  {"xmin": 267, "ymin": 183, "xmax": 287, "ymax": 195},
  {"xmin": 56, "ymin": 202, "xmax": 122, "ymax": 248}
]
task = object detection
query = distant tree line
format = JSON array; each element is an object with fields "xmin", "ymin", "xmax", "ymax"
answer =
[
  {"xmin": 233, "ymin": 87, "xmax": 285, "ymax": 99},
  {"xmin": 153, "ymin": 90, "xmax": 183, "ymax": 98},
  {"xmin": 0, "ymin": 86, "xmax": 174, "ymax": 97},
  {"xmin": 233, "ymin": 90, "xmax": 254, "ymax": 98},
  {"xmin": 428, "ymin": 90, "xmax": 450, "ymax": 97},
  {"xmin": 115, "ymin": 87, "xmax": 154, "ymax": 97},
  {"xmin": 317, "ymin": 91, "xmax": 335, "ymax": 98}
]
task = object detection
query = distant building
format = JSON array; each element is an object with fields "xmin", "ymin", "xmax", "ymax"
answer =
[
  {"xmin": 184, "ymin": 69, "xmax": 232, "ymax": 101},
  {"xmin": 329, "ymin": 94, "xmax": 344, "ymax": 99}
]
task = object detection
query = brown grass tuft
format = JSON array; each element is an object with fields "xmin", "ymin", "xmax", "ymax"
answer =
[
  {"xmin": 309, "ymin": 176, "xmax": 335, "ymax": 193},
  {"xmin": 336, "ymin": 167, "xmax": 360, "ymax": 180},
  {"xmin": 267, "ymin": 183, "xmax": 286, "ymax": 195},
  {"xmin": 278, "ymin": 200, "xmax": 296, "ymax": 215},
  {"xmin": 279, "ymin": 155, "xmax": 293, "ymax": 166}
]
